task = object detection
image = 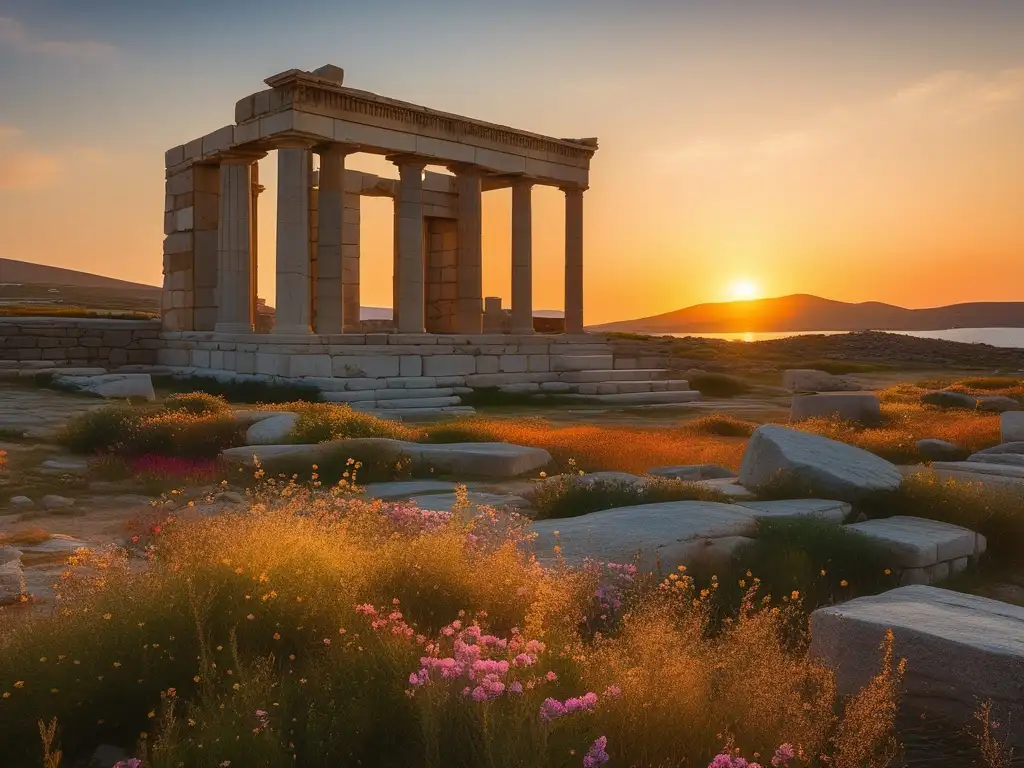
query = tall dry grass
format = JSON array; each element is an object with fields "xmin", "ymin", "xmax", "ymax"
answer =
[{"xmin": 0, "ymin": 483, "xmax": 902, "ymax": 768}]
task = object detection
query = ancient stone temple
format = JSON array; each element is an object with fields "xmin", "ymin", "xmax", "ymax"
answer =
[
  {"xmin": 161, "ymin": 64, "xmax": 596, "ymax": 337},
  {"xmin": 159, "ymin": 65, "xmax": 699, "ymax": 413}
]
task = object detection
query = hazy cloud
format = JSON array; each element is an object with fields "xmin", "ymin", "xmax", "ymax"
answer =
[
  {"xmin": 0, "ymin": 124, "xmax": 93, "ymax": 191},
  {"xmin": 892, "ymin": 67, "xmax": 1024, "ymax": 121},
  {"xmin": 0, "ymin": 16, "xmax": 114, "ymax": 58}
]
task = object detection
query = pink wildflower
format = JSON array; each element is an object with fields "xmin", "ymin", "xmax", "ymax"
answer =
[
  {"xmin": 771, "ymin": 744, "xmax": 795, "ymax": 767},
  {"xmin": 583, "ymin": 736, "xmax": 610, "ymax": 768}
]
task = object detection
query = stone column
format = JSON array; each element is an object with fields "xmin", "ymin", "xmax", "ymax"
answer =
[
  {"xmin": 215, "ymin": 157, "xmax": 257, "ymax": 333},
  {"xmin": 392, "ymin": 156, "xmax": 427, "ymax": 333},
  {"xmin": 453, "ymin": 164, "xmax": 483, "ymax": 335},
  {"xmin": 511, "ymin": 178, "xmax": 534, "ymax": 334},
  {"xmin": 563, "ymin": 186, "xmax": 585, "ymax": 334},
  {"xmin": 250, "ymin": 162, "xmax": 263, "ymax": 329},
  {"xmin": 341, "ymin": 185, "xmax": 361, "ymax": 332},
  {"xmin": 274, "ymin": 142, "xmax": 315, "ymax": 334},
  {"xmin": 315, "ymin": 145, "xmax": 349, "ymax": 334}
]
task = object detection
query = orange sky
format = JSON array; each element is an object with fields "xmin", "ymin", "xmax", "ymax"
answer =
[{"xmin": 1, "ymin": 2, "xmax": 1023, "ymax": 324}]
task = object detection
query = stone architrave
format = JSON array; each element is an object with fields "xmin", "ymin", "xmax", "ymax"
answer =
[
  {"xmin": 511, "ymin": 178, "xmax": 534, "ymax": 334},
  {"xmin": 453, "ymin": 164, "xmax": 484, "ymax": 335},
  {"xmin": 274, "ymin": 142, "xmax": 315, "ymax": 334},
  {"xmin": 563, "ymin": 186, "xmax": 584, "ymax": 333},
  {"xmin": 393, "ymin": 157, "xmax": 427, "ymax": 333}
]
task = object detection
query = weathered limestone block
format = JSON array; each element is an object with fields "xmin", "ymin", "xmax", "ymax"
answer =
[
  {"xmin": 845, "ymin": 516, "xmax": 984, "ymax": 567},
  {"xmin": 783, "ymin": 369, "xmax": 862, "ymax": 393},
  {"xmin": 1001, "ymin": 411, "xmax": 1024, "ymax": 443},
  {"xmin": 332, "ymin": 356, "xmax": 401, "ymax": 378},
  {"xmin": 530, "ymin": 501, "xmax": 757, "ymax": 571},
  {"xmin": 739, "ymin": 425, "xmax": 902, "ymax": 502},
  {"xmin": 53, "ymin": 373, "xmax": 156, "ymax": 401},
  {"xmin": 422, "ymin": 355, "xmax": 477, "ymax": 377},
  {"xmin": 245, "ymin": 412, "xmax": 301, "ymax": 445},
  {"xmin": 810, "ymin": 586, "xmax": 1024, "ymax": 745},
  {"xmin": 790, "ymin": 393, "xmax": 881, "ymax": 424}
]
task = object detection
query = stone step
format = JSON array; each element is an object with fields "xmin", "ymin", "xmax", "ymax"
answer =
[
  {"xmin": 558, "ymin": 368, "xmax": 667, "ymax": 383},
  {"xmin": 321, "ymin": 388, "xmax": 456, "ymax": 404},
  {"xmin": 357, "ymin": 395, "xmax": 462, "ymax": 409},
  {"xmin": 550, "ymin": 354, "xmax": 615, "ymax": 372},
  {"xmin": 563, "ymin": 390, "xmax": 702, "ymax": 406},
  {"xmin": 576, "ymin": 380, "xmax": 692, "ymax": 395},
  {"xmin": 352, "ymin": 406, "xmax": 476, "ymax": 421}
]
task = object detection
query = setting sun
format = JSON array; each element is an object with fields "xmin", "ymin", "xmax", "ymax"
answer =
[{"xmin": 729, "ymin": 279, "xmax": 761, "ymax": 301}]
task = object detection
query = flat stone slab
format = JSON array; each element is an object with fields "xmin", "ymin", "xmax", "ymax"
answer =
[
  {"xmin": 360, "ymin": 480, "xmax": 460, "ymax": 500},
  {"xmin": 932, "ymin": 460, "xmax": 1024, "ymax": 479},
  {"xmin": 735, "ymin": 498, "xmax": 850, "ymax": 524},
  {"xmin": 810, "ymin": 586, "xmax": 1024, "ymax": 745},
  {"xmin": 245, "ymin": 412, "xmax": 300, "ymax": 445},
  {"xmin": 696, "ymin": 477, "xmax": 756, "ymax": 499},
  {"xmin": 975, "ymin": 441, "xmax": 1024, "ymax": 456},
  {"xmin": 39, "ymin": 458, "xmax": 90, "ymax": 475},
  {"xmin": 905, "ymin": 464, "xmax": 1024, "ymax": 492},
  {"xmin": 740, "ymin": 425, "xmax": 902, "ymax": 503},
  {"xmin": 407, "ymin": 492, "xmax": 529, "ymax": 512},
  {"xmin": 845, "ymin": 516, "xmax": 983, "ymax": 567},
  {"xmin": 1001, "ymin": 412, "xmax": 1024, "ymax": 443},
  {"xmin": 53, "ymin": 373, "xmax": 156, "ymax": 401},
  {"xmin": 530, "ymin": 500, "xmax": 758, "ymax": 571},
  {"xmin": 647, "ymin": 464, "xmax": 736, "ymax": 481},
  {"xmin": 966, "ymin": 453, "xmax": 1024, "ymax": 467}
]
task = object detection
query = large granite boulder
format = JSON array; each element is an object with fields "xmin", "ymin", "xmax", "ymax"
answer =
[
  {"xmin": 739, "ymin": 425, "xmax": 902, "ymax": 502},
  {"xmin": 915, "ymin": 438, "xmax": 967, "ymax": 462},
  {"xmin": 529, "ymin": 500, "xmax": 757, "ymax": 572},
  {"xmin": 810, "ymin": 586, "xmax": 1024, "ymax": 745},
  {"xmin": 783, "ymin": 369, "xmax": 861, "ymax": 393},
  {"xmin": 966, "ymin": 452, "xmax": 1024, "ymax": 467},
  {"xmin": 0, "ymin": 548, "xmax": 24, "ymax": 603},
  {"xmin": 921, "ymin": 390, "xmax": 978, "ymax": 410},
  {"xmin": 1001, "ymin": 412, "xmax": 1024, "ymax": 443},
  {"xmin": 790, "ymin": 393, "xmax": 881, "ymax": 425},
  {"xmin": 245, "ymin": 412, "xmax": 300, "ymax": 445},
  {"xmin": 845, "ymin": 515, "xmax": 984, "ymax": 584},
  {"xmin": 54, "ymin": 373, "xmax": 156, "ymax": 401},
  {"xmin": 975, "ymin": 441, "xmax": 1024, "ymax": 456},
  {"xmin": 931, "ymin": 460, "xmax": 1024, "ymax": 480},
  {"xmin": 977, "ymin": 395, "xmax": 1021, "ymax": 413}
]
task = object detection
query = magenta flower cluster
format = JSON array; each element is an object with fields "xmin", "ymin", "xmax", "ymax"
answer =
[
  {"xmin": 539, "ymin": 691, "xmax": 599, "ymax": 722},
  {"xmin": 584, "ymin": 735, "xmax": 610, "ymax": 767},
  {"xmin": 112, "ymin": 760, "xmax": 142, "ymax": 768},
  {"xmin": 708, "ymin": 743, "xmax": 794, "ymax": 768}
]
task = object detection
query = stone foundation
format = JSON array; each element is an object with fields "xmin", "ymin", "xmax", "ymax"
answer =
[{"xmin": 0, "ymin": 318, "xmax": 162, "ymax": 367}]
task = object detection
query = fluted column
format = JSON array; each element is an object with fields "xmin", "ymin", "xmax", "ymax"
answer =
[
  {"xmin": 250, "ymin": 163, "xmax": 264, "ymax": 329},
  {"xmin": 453, "ymin": 164, "xmax": 483, "ymax": 334},
  {"xmin": 315, "ymin": 145, "xmax": 349, "ymax": 334},
  {"xmin": 274, "ymin": 143, "xmax": 314, "ymax": 334},
  {"xmin": 511, "ymin": 179, "xmax": 534, "ymax": 334},
  {"xmin": 392, "ymin": 156, "xmax": 427, "ymax": 333},
  {"xmin": 215, "ymin": 156, "xmax": 258, "ymax": 333},
  {"xmin": 341, "ymin": 187, "xmax": 361, "ymax": 332},
  {"xmin": 563, "ymin": 186, "xmax": 585, "ymax": 334}
]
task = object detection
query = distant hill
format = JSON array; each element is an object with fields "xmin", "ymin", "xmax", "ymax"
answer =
[
  {"xmin": 590, "ymin": 294, "xmax": 1024, "ymax": 334},
  {"xmin": 0, "ymin": 258, "xmax": 158, "ymax": 291}
]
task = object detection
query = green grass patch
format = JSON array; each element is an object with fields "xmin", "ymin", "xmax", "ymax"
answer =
[
  {"xmin": 155, "ymin": 375, "xmax": 323, "ymax": 404},
  {"xmin": 686, "ymin": 372, "xmax": 751, "ymax": 398},
  {"xmin": 716, "ymin": 518, "xmax": 900, "ymax": 616},
  {"xmin": 681, "ymin": 413, "xmax": 758, "ymax": 437}
]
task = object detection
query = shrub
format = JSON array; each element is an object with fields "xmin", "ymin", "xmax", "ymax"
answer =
[
  {"xmin": 60, "ymin": 405, "xmax": 243, "ymax": 459},
  {"xmin": 157, "ymin": 375, "xmax": 322, "ymax": 404},
  {"xmin": 0, "ymin": 488, "xmax": 901, "ymax": 768},
  {"xmin": 953, "ymin": 377, "xmax": 1023, "ymax": 392},
  {"xmin": 686, "ymin": 372, "xmax": 750, "ymax": 398},
  {"xmin": 714, "ymin": 518, "xmax": 900, "ymax": 616},
  {"xmin": 282, "ymin": 403, "xmax": 419, "ymax": 444},
  {"xmin": 858, "ymin": 473, "xmax": 1024, "ymax": 567},
  {"xmin": 682, "ymin": 413, "xmax": 758, "ymax": 437},
  {"xmin": 530, "ymin": 475, "xmax": 727, "ymax": 519},
  {"xmin": 59, "ymin": 404, "xmax": 146, "ymax": 454},
  {"xmin": 163, "ymin": 392, "xmax": 231, "ymax": 415}
]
